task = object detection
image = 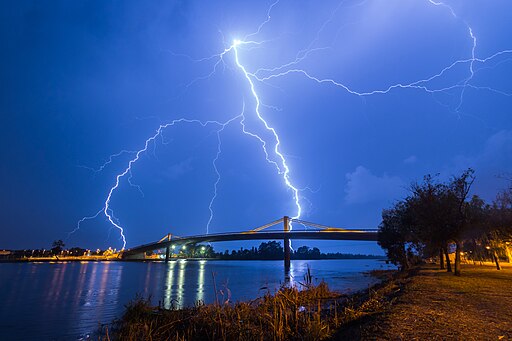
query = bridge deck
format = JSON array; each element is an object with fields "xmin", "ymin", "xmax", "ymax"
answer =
[{"xmin": 122, "ymin": 230, "xmax": 378, "ymax": 257}]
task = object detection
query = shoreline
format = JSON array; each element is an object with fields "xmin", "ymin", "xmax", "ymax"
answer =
[
  {"xmin": 100, "ymin": 263, "xmax": 512, "ymax": 340},
  {"xmin": 0, "ymin": 256, "xmax": 387, "ymax": 263},
  {"xmin": 99, "ymin": 267, "xmax": 404, "ymax": 340}
]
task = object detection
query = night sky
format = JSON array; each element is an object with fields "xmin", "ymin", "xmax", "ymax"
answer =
[{"xmin": 1, "ymin": 0, "xmax": 511, "ymax": 254}]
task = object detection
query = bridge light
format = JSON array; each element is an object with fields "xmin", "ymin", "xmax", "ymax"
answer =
[
  {"xmin": 182, "ymin": 245, "xmax": 187, "ymax": 250},
  {"xmin": 201, "ymin": 246, "xmax": 206, "ymax": 251}
]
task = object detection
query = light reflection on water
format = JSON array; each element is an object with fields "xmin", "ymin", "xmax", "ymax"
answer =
[
  {"xmin": 0, "ymin": 259, "xmax": 393, "ymax": 340},
  {"xmin": 197, "ymin": 260, "xmax": 206, "ymax": 304}
]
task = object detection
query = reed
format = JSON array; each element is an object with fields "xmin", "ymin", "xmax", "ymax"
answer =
[{"xmin": 101, "ymin": 270, "xmax": 401, "ymax": 341}]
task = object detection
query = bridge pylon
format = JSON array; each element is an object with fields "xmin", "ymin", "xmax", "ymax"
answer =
[
  {"xmin": 164, "ymin": 234, "xmax": 172, "ymax": 263},
  {"xmin": 283, "ymin": 216, "xmax": 290, "ymax": 271}
]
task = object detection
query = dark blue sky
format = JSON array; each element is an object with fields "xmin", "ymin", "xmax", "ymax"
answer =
[{"xmin": 1, "ymin": 0, "xmax": 511, "ymax": 254}]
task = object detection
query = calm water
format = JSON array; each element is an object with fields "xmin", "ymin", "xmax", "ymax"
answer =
[{"xmin": 0, "ymin": 259, "xmax": 393, "ymax": 340}]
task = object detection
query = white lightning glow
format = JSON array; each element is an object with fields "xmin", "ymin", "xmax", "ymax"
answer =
[
  {"xmin": 79, "ymin": 117, "xmax": 241, "ymax": 249},
  {"xmin": 206, "ymin": 108, "xmax": 245, "ymax": 234},
  {"xmin": 68, "ymin": 208, "xmax": 103, "ymax": 238},
  {"xmin": 75, "ymin": 0, "xmax": 511, "ymax": 249},
  {"xmin": 78, "ymin": 150, "xmax": 137, "ymax": 173},
  {"xmin": 232, "ymin": 40, "xmax": 302, "ymax": 223},
  {"xmin": 249, "ymin": 0, "xmax": 512, "ymax": 112}
]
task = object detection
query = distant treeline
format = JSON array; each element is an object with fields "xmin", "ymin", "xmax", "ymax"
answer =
[
  {"xmin": 211, "ymin": 241, "xmax": 383, "ymax": 260},
  {"xmin": 0, "ymin": 240, "xmax": 118, "ymax": 260},
  {"xmin": 3, "ymin": 240, "xmax": 382, "ymax": 261}
]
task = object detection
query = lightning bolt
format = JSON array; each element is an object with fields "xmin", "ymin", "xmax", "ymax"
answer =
[
  {"xmin": 78, "ymin": 117, "xmax": 241, "ymax": 249},
  {"xmin": 206, "ymin": 108, "xmax": 245, "ymax": 234},
  {"xmin": 68, "ymin": 208, "xmax": 103, "ymax": 239},
  {"xmin": 250, "ymin": 0, "xmax": 511, "ymax": 115},
  {"xmin": 76, "ymin": 0, "xmax": 510, "ymax": 249},
  {"xmin": 77, "ymin": 150, "xmax": 137, "ymax": 173},
  {"xmin": 232, "ymin": 40, "xmax": 302, "ymax": 224}
]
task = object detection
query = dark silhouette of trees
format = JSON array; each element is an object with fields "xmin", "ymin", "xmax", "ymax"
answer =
[
  {"xmin": 178, "ymin": 244, "xmax": 216, "ymax": 258},
  {"xmin": 378, "ymin": 201, "xmax": 414, "ymax": 270},
  {"xmin": 447, "ymin": 169, "xmax": 475, "ymax": 276},
  {"xmin": 258, "ymin": 241, "xmax": 284, "ymax": 259},
  {"xmin": 404, "ymin": 175, "xmax": 452, "ymax": 271},
  {"xmin": 214, "ymin": 242, "xmax": 382, "ymax": 260},
  {"xmin": 68, "ymin": 247, "xmax": 87, "ymax": 256},
  {"xmin": 378, "ymin": 169, "xmax": 512, "ymax": 276},
  {"xmin": 51, "ymin": 240, "xmax": 65, "ymax": 255},
  {"xmin": 485, "ymin": 186, "xmax": 512, "ymax": 269}
]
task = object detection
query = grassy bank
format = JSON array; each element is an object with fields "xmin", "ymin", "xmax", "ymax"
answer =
[
  {"xmin": 334, "ymin": 263, "xmax": 512, "ymax": 340},
  {"xmin": 101, "ymin": 270, "xmax": 410, "ymax": 341}
]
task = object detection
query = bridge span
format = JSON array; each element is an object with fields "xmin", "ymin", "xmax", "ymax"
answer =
[{"xmin": 121, "ymin": 217, "xmax": 378, "ymax": 269}]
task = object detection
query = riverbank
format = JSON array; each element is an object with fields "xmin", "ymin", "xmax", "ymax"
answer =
[
  {"xmin": 100, "ymin": 268, "xmax": 406, "ymax": 340},
  {"xmin": 102, "ymin": 263, "xmax": 512, "ymax": 340},
  {"xmin": 333, "ymin": 263, "xmax": 512, "ymax": 340},
  {"xmin": 0, "ymin": 259, "xmax": 390, "ymax": 340}
]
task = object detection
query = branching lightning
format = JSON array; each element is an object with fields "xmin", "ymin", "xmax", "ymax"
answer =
[
  {"xmin": 75, "ymin": 0, "xmax": 511, "ymax": 249},
  {"xmin": 77, "ymin": 118, "xmax": 242, "ymax": 249},
  {"xmin": 78, "ymin": 150, "xmax": 137, "ymax": 173},
  {"xmin": 232, "ymin": 40, "xmax": 302, "ymax": 223},
  {"xmin": 251, "ymin": 0, "xmax": 512, "ymax": 112},
  {"xmin": 206, "ymin": 108, "xmax": 246, "ymax": 234}
]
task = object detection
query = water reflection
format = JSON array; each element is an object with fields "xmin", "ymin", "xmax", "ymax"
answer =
[
  {"xmin": 0, "ymin": 259, "xmax": 393, "ymax": 340},
  {"xmin": 162, "ymin": 260, "xmax": 212, "ymax": 307},
  {"xmin": 164, "ymin": 261, "xmax": 176, "ymax": 309},
  {"xmin": 197, "ymin": 260, "xmax": 206, "ymax": 304},
  {"xmin": 163, "ymin": 260, "xmax": 194, "ymax": 308},
  {"xmin": 77, "ymin": 261, "xmax": 122, "ymax": 337},
  {"xmin": 287, "ymin": 262, "xmax": 296, "ymax": 286},
  {"xmin": 177, "ymin": 260, "xmax": 186, "ymax": 306}
]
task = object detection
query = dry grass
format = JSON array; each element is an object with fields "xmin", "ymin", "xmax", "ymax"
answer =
[
  {"xmin": 100, "ymin": 271, "xmax": 407, "ymax": 341},
  {"xmin": 101, "ymin": 282, "xmax": 339, "ymax": 341},
  {"xmin": 335, "ymin": 263, "xmax": 512, "ymax": 340}
]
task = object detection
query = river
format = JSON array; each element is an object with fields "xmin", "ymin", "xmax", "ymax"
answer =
[{"xmin": 0, "ymin": 259, "xmax": 394, "ymax": 340}]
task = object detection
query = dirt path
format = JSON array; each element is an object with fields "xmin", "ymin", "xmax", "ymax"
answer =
[{"xmin": 335, "ymin": 263, "xmax": 512, "ymax": 340}]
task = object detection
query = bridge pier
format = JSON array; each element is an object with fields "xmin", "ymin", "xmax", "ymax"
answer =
[
  {"xmin": 164, "ymin": 234, "xmax": 171, "ymax": 263},
  {"xmin": 165, "ymin": 245, "xmax": 171, "ymax": 263},
  {"xmin": 283, "ymin": 216, "xmax": 290, "ymax": 271}
]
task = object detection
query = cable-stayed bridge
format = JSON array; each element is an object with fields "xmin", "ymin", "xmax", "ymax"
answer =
[{"xmin": 121, "ymin": 217, "xmax": 378, "ymax": 269}]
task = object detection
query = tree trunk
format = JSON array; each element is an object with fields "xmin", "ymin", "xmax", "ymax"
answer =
[
  {"xmin": 444, "ymin": 247, "xmax": 452, "ymax": 272},
  {"xmin": 439, "ymin": 248, "xmax": 445, "ymax": 270},
  {"xmin": 505, "ymin": 245, "xmax": 512, "ymax": 263},
  {"xmin": 454, "ymin": 241, "xmax": 461, "ymax": 276},
  {"xmin": 493, "ymin": 251, "xmax": 501, "ymax": 270},
  {"xmin": 401, "ymin": 246, "xmax": 409, "ymax": 271}
]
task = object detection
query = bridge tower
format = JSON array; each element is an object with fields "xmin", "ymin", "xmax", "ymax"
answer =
[
  {"xmin": 164, "ymin": 234, "xmax": 172, "ymax": 263},
  {"xmin": 283, "ymin": 216, "xmax": 290, "ymax": 271}
]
